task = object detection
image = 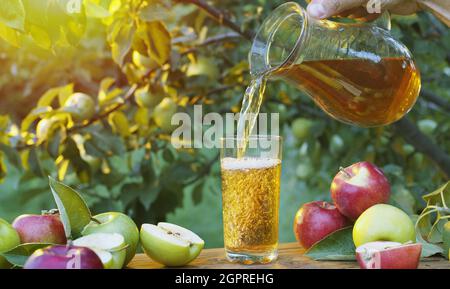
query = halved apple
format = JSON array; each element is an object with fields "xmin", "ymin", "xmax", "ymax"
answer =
[
  {"xmin": 73, "ymin": 233, "xmax": 127, "ymax": 269},
  {"xmin": 356, "ymin": 241, "xmax": 422, "ymax": 269},
  {"xmin": 140, "ymin": 222, "xmax": 204, "ymax": 267},
  {"xmin": 94, "ymin": 249, "xmax": 114, "ymax": 269}
]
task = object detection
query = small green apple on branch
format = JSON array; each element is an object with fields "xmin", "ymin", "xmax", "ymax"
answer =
[{"xmin": 0, "ymin": 177, "xmax": 204, "ymax": 269}]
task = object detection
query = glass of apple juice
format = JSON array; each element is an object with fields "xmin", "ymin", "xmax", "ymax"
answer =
[{"xmin": 220, "ymin": 135, "xmax": 282, "ymax": 264}]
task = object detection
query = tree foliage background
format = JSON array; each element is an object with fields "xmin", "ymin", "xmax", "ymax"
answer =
[{"xmin": 0, "ymin": 0, "xmax": 449, "ymax": 248}]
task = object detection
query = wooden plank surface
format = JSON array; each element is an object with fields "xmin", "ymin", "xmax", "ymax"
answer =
[{"xmin": 127, "ymin": 242, "xmax": 450, "ymax": 269}]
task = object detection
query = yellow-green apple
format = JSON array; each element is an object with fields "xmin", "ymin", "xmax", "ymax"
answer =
[
  {"xmin": 353, "ymin": 204, "xmax": 415, "ymax": 247},
  {"xmin": 153, "ymin": 97, "xmax": 177, "ymax": 132},
  {"xmin": 134, "ymin": 85, "xmax": 165, "ymax": 108},
  {"xmin": 63, "ymin": 93, "xmax": 96, "ymax": 122},
  {"xmin": 443, "ymin": 221, "xmax": 450, "ymax": 259},
  {"xmin": 36, "ymin": 117, "xmax": 59, "ymax": 142},
  {"xmin": 24, "ymin": 245, "xmax": 103, "ymax": 269},
  {"xmin": 12, "ymin": 213, "xmax": 67, "ymax": 244},
  {"xmin": 331, "ymin": 161, "xmax": 390, "ymax": 220},
  {"xmin": 0, "ymin": 218, "xmax": 20, "ymax": 268},
  {"xmin": 356, "ymin": 241, "xmax": 422, "ymax": 269},
  {"xmin": 293, "ymin": 201, "xmax": 350, "ymax": 249},
  {"xmin": 74, "ymin": 233, "xmax": 127, "ymax": 269},
  {"xmin": 291, "ymin": 118, "xmax": 314, "ymax": 140},
  {"xmin": 140, "ymin": 222, "xmax": 204, "ymax": 267},
  {"xmin": 82, "ymin": 212, "xmax": 139, "ymax": 266}
]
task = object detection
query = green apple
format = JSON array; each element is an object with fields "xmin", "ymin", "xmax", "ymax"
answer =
[
  {"xmin": 353, "ymin": 204, "xmax": 415, "ymax": 247},
  {"xmin": 63, "ymin": 93, "xmax": 96, "ymax": 122},
  {"xmin": 153, "ymin": 98, "xmax": 177, "ymax": 132},
  {"xmin": 36, "ymin": 117, "xmax": 59, "ymax": 142},
  {"xmin": 93, "ymin": 249, "xmax": 114, "ymax": 269},
  {"xmin": 0, "ymin": 218, "xmax": 20, "ymax": 269},
  {"xmin": 140, "ymin": 222, "xmax": 204, "ymax": 267},
  {"xmin": 291, "ymin": 118, "xmax": 314, "ymax": 140},
  {"xmin": 74, "ymin": 233, "xmax": 127, "ymax": 269},
  {"xmin": 134, "ymin": 85, "xmax": 165, "ymax": 108},
  {"xmin": 443, "ymin": 221, "xmax": 450, "ymax": 260},
  {"xmin": 82, "ymin": 212, "xmax": 139, "ymax": 266}
]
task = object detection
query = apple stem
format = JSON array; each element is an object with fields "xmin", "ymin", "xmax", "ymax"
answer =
[
  {"xmin": 42, "ymin": 209, "xmax": 59, "ymax": 215},
  {"xmin": 339, "ymin": 166, "xmax": 352, "ymax": 178},
  {"xmin": 91, "ymin": 217, "xmax": 102, "ymax": 224}
]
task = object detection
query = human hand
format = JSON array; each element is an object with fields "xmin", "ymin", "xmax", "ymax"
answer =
[{"xmin": 306, "ymin": 0, "xmax": 422, "ymax": 19}]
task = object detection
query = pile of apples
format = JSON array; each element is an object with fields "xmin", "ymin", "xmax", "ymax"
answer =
[
  {"xmin": 293, "ymin": 161, "xmax": 422, "ymax": 269},
  {"xmin": 0, "ymin": 211, "xmax": 204, "ymax": 269}
]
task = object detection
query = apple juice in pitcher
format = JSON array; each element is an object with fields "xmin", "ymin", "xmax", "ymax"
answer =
[
  {"xmin": 237, "ymin": 2, "xmax": 421, "ymax": 145},
  {"xmin": 272, "ymin": 57, "xmax": 420, "ymax": 126}
]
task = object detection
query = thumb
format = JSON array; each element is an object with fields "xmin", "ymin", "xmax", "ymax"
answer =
[{"xmin": 307, "ymin": 0, "xmax": 367, "ymax": 19}]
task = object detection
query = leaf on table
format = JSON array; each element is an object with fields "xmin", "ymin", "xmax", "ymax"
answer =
[
  {"xmin": 305, "ymin": 227, "xmax": 356, "ymax": 261},
  {"xmin": 0, "ymin": 243, "xmax": 52, "ymax": 267},
  {"xmin": 416, "ymin": 231, "xmax": 443, "ymax": 258},
  {"xmin": 49, "ymin": 177, "xmax": 92, "ymax": 239}
]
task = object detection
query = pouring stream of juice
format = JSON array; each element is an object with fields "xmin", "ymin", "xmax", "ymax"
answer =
[{"xmin": 236, "ymin": 74, "xmax": 268, "ymax": 157}]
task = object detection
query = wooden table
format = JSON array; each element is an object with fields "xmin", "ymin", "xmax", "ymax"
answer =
[{"xmin": 128, "ymin": 242, "xmax": 450, "ymax": 269}]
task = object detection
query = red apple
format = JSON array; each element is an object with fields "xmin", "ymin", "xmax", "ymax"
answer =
[
  {"xmin": 12, "ymin": 212, "xmax": 67, "ymax": 244},
  {"xmin": 356, "ymin": 241, "xmax": 422, "ymax": 269},
  {"xmin": 330, "ymin": 161, "xmax": 390, "ymax": 220},
  {"xmin": 24, "ymin": 245, "xmax": 103, "ymax": 269},
  {"xmin": 293, "ymin": 201, "xmax": 350, "ymax": 249}
]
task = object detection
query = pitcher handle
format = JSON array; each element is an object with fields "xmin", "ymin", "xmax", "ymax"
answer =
[{"xmin": 369, "ymin": 11, "xmax": 391, "ymax": 30}]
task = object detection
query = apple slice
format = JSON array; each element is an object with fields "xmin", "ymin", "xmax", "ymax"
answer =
[
  {"xmin": 140, "ymin": 222, "xmax": 204, "ymax": 267},
  {"xmin": 356, "ymin": 241, "xmax": 422, "ymax": 269},
  {"xmin": 73, "ymin": 233, "xmax": 127, "ymax": 269},
  {"xmin": 93, "ymin": 249, "xmax": 114, "ymax": 269}
]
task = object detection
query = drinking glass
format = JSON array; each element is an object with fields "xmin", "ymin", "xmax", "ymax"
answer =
[{"xmin": 220, "ymin": 135, "xmax": 282, "ymax": 264}]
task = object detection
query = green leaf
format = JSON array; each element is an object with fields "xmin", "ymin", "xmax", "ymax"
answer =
[
  {"xmin": 416, "ymin": 230, "xmax": 443, "ymax": 258},
  {"xmin": 139, "ymin": 2, "xmax": 170, "ymax": 22},
  {"xmin": 49, "ymin": 177, "xmax": 92, "ymax": 239},
  {"xmin": 85, "ymin": 0, "xmax": 111, "ymax": 18},
  {"xmin": 108, "ymin": 111, "xmax": 130, "ymax": 137},
  {"xmin": 422, "ymin": 181, "xmax": 450, "ymax": 207},
  {"xmin": 37, "ymin": 84, "xmax": 74, "ymax": 108},
  {"xmin": 109, "ymin": 18, "xmax": 135, "ymax": 66},
  {"xmin": 417, "ymin": 181, "xmax": 450, "ymax": 243},
  {"xmin": 0, "ymin": 22, "xmax": 21, "ymax": 47},
  {"xmin": 0, "ymin": 243, "xmax": 52, "ymax": 267},
  {"xmin": 137, "ymin": 21, "xmax": 171, "ymax": 66},
  {"xmin": 0, "ymin": 143, "xmax": 22, "ymax": 169},
  {"xmin": 305, "ymin": 227, "xmax": 356, "ymax": 260},
  {"xmin": 0, "ymin": 0, "xmax": 25, "ymax": 31},
  {"xmin": 0, "ymin": 152, "xmax": 6, "ymax": 183},
  {"xmin": 21, "ymin": 106, "xmax": 53, "ymax": 132},
  {"xmin": 98, "ymin": 77, "xmax": 123, "ymax": 106},
  {"xmin": 28, "ymin": 147, "xmax": 45, "ymax": 177}
]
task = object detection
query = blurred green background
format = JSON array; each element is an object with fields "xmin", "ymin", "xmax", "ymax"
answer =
[{"xmin": 0, "ymin": 0, "xmax": 449, "ymax": 248}]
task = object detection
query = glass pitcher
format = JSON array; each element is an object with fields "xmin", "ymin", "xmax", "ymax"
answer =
[{"xmin": 250, "ymin": 2, "xmax": 421, "ymax": 127}]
